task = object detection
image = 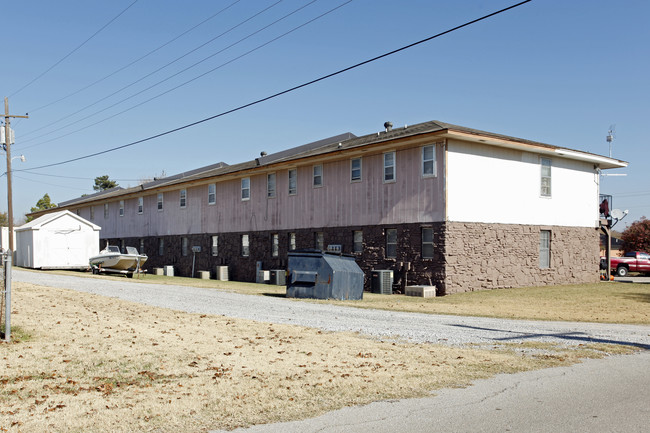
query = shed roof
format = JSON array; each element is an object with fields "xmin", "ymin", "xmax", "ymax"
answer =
[{"xmin": 16, "ymin": 210, "xmax": 101, "ymax": 231}]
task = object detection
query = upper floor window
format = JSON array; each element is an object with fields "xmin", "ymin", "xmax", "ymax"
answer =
[
  {"xmin": 422, "ymin": 145, "xmax": 436, "ymax": 177},
  {"xmin": 119, "ymin": 200, "xmax": 124, "ymax": 217},
  {"xmin": 351, "ymin": 158, "xmax": 362, "ymax": 182},
  {"xmin": 157, "ymin": 193, "xmax": 163, "ymax": 211},
  {"xmin": 386, "ymin": 228, "xmax": 397, "ymax": 258},
  {"xmin": 540, "ymin": 158, "xmax": 551, "ymax": 197},
  {"xmin": 104, "ymin": 203, "xmax": 109, "ymax": 219},
  {"xmin": 384, "ymin": 151, "xmax": 395, "ymax": 183},
  {"xmin": 180, "ymin": 189, "xmax": 187, "ymax": 208},
  {"xmin": 208, "ymin": 183, "xmax": 216, "ymax": 205},
  {"xmin": 313, "ymin": 164, "xmax": 323, "ymax": 187},
  {"xmin": 267, "ymin": 173, "xmax": 276, "ymax": 198},
  {"xmin": 288, "ymin": 169, "xmax": 297, "ymax": 195},
  {"xmin": 137, "ymin": 197, "xmax": 143, "ymax": 214},
  {"xmin": 89, "ymin": 206, "xmax": 94, "ymax": 220},
  {"xmin": 241, "ymin": 177, "xmax": 250, "ymax": 201}
]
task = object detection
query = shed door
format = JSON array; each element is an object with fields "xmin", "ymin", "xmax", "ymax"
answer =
[{"xmin": 47, "ymin": 231, "xmax": 86, "ymax": 267}]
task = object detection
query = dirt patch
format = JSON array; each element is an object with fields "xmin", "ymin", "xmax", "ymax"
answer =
[{"xmin": 0, "ymin": 282, "xmax": 636, "ymax": 432}]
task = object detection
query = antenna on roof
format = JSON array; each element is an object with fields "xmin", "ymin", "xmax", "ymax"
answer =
[{"xmin": 606, "ymin": 124, "xmax": 616, "ymax": 158}]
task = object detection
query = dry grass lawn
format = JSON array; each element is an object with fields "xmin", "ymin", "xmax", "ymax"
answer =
[{"xmin": 1, "ymin": 282, "xmax": 637, "ymax": 432}]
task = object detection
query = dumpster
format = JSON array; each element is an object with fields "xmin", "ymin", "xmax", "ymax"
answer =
[{"xmin": 286, "ymin": 250, "xmax": 363, "ymax": 300}]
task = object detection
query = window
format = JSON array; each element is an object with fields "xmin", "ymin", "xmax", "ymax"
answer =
[
  {"xmin": 182, "ymin": 237, "xmax": 189, "ymax": 257},
  {"xmin": 157, "ymin": 193, "xmax": 163, "ymax": 211},
  {"xmin": 351, "ymin": 158, "xmax": 362, "ymax": 182},
  {"xmin": 119, "ymin": 200, "xmax": 124, "ymax": 217},
  {"xmin": 241, "ymin": 177, "xmax": 250, "ymax": 201},
  {"xmin": 384, "ymin": 151, "xmax": 395, "ymax": 182},
  {"xmin": 158, "ymin": 238, "xmax": 164, "ymax": 256},
  {"xmin": 422, "ymin": 145, "xmax": 436, "ymax": 177},
  {"xmin": 267, "ymin": 173, "xmax": 276, "ymax": 198},
  {"xmin": 422, "ymin": 227, "xmax": 434, "ymax": 259},
  {"xmin": 137, "ymin": 197, "xmax": 143, "ymax": 214},
  {"xmin": 386, "ymin": 228, "xmax": 397, "ymax": 258},
  {"xmin": 241, "ymin": 234, "xmax": 250, "ymax": 257},
  {"xmin": 180, "ymin": 189, "xmax": 187, "ymax": 208},
  {"xmin": 541, "ymin": 158, "xmax": 551, "ymax": 197},
  {"xmin": 272, "ymin": 234, "xmax": 279, "ymax": 257},
  {"xmin": 139, "ymin": 239, "xmax": 145, "ymax": 254},
  {"xmin": 313, "ymin": 164, "xmax": 323, "ymax": 187},
  {"xmin": 314, "ymin": 232, "xmax": 324, "ymax": 251},
  {"xmin": 353, "ymin": 230, "xmax": 363, "ymax": 253},
  {"xmin": 211, "ymin": 235, "xmax": 218, "ymax": 256},
  {"xmin": 208, "ymin": 183, "xmax": 216, "ymax": 205},
  {"xmin": 288, "ymin": 232, "xmax": 296, "ymax": 251},
  {"xmin": 76, "ymin": 209, "xmax": 80, "ymax": 216},
  {"xmin": 539, "ymin": 230, "xmax": 551, "ymax": 268},
  {"xmin": 288, "ymin": 169, "xmax": 297, "ymax": 195},
  {"xmin": 104, "ymin": 203, "xmax": 109, "ymax": 219},
  {"xmin": 89, "ymin": 206, "xmax": 94, "ymax": 220},
  {"xmin": 120, "ymin": 239, "xmax": 125, "ymax": 254}
]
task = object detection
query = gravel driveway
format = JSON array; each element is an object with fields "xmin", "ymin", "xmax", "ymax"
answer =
[{"xmin": 13, "ymin": 269, "xmax": 650, "ymax": 349}]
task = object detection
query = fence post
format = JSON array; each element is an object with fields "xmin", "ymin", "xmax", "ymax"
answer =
[{"xmin": 4, "ymin": 250, "xmax": 11, "ymax": 342}]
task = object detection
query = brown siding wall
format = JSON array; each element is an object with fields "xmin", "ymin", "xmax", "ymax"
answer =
[{"xmin": 444, "ymin": 222, "xmax": 600, "ymax": 294}]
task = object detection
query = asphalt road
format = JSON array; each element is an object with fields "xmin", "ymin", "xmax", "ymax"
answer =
[{"xmin": 214, "ymin": 350, "xmax": 650, "ymax": 433}]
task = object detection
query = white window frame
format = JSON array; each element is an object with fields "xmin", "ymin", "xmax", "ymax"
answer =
[
  {"xmin": 383, "ymin": 151, "xmax": 396, "ymax": 183},
  {"xmin": 139, "ymin": 238, "xmax": 145, "ymax": 254},
  {"xmin": 386, "ymin": 228, "xmax": 397, "ymax": 258},
  {"xmin": 241, "ymin": 177, "xmax": 250, "ymax": 201},
  {"xmin": 540, "ymin": 230, "xmax": 551, "ymax": 268},
  {"xmin": 422, "ymin": 145, "xmax": 436, "ymax": 177},
  {"xmin": 241, "ymin": 234, "xmax": 250, "ymax": 257},
  {"xmin": 422, "ymin": 227, "xmax": 434, "ymax": 259},
  {"xmin": 208, "ymin": 183, "xmax": 216, "ymax": 205},
  {"xmin": 313, "ymin": 164, "xmax": 323, "ymax": 188},
  {"xmin": 180, "ymin": 189, "xmax": 187, "ymax": 208},
  {"xmin": 272, "ymin": 233, "xmax": 279, "ymax": 257},
  {"xmin": 119, "ymin": 200, "xmax": 124, "ymax": 217},
  {"xmin": 289, "ymin": 232, "xmax": 296, "ymax": 251},
  {"xmin": 288, "ymin": 169, "xmax": 297, "ymax": 195},
  {"xmin": 353, "ymin": 230, "xmax": 363, "ymax": 253},
  {"xmin": 137, "ymin": 197, "xmax": 143, "ymax": 214},
  {"xmin": 211, "ymin": 235, "xmax": 218, "ymax": 256},
  {"xmin": 267, "ymin": 173, "xmax": 276, "ymax": 198},
  {"xmin": 157, "ymin": 193, "xmax": 163, "ymax": 211},
  {"xmin": 540, "ymin": 157, "xmax": 552, "ymax": 197},
  {"xmin": 350, "ymin": 157, "xmax": 362, "ymax": 182}
]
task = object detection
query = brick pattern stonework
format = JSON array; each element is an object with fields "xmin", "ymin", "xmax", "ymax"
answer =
[
  {"xmin": 443, "ymin": 222, "xmax": 600, "ymax": 294},
  {"xmin": 103, "ymin": 222, "xmax": 599, "ymax": 295}
]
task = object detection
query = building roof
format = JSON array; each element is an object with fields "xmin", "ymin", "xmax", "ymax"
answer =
[{"xmin": 33, "ymin": 119, "xmax": 628, "ymax": 214}]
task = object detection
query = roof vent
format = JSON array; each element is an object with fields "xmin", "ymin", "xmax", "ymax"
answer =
[
  {"xmin": 384, "ymin": 121, "xmax": 393, "ymax": 132},
  {"xmin": 260, "ymin": 151, "xmax": 267, "ymax": 157}
]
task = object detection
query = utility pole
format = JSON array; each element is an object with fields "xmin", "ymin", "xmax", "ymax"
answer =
[{"xmin": 3, "ymin": 97, "xmax": 29, "ymax": 252}]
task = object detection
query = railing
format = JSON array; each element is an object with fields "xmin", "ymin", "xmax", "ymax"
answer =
[{"xmin": 599, "ymin": 194, "xmax": 612, "ymax": 219}]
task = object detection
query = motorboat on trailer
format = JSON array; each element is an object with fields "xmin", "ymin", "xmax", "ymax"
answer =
[{"xmin": 89, "ymin": 245, "xmax": 147, "ymax": 277}]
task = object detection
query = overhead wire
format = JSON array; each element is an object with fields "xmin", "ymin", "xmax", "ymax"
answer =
[
  {"xmin": 16, "ymin": 0, "xmax": 532, "ymax": 172},
  {"xmin": 27, "ymin": 0, "xmax": 243, "ymax": 115},
  {"xmin": 19, "ymin": 0, "xmax": 328, "ymax": 149},
  {"xmin": 20, "ymin": 0, "xmax": 285, "ymax": 141},
  {"xmin": 10, "ymin": 0, "xmax": 140, "ymax": 98}
]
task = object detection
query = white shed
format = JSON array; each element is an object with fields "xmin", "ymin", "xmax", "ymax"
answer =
[{"xmin": 15, "ymin": 210, "xmax": 101, "ymax": 269}]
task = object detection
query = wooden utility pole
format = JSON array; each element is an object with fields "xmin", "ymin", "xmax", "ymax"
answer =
[{"xmin": 3, "ymin": 97, "xmax": 28, "ymax": 252}]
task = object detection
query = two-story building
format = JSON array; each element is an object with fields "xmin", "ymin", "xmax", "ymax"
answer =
[{"xmin": 38, "ymin": 120, "xmax": 627, "ymax": 294}]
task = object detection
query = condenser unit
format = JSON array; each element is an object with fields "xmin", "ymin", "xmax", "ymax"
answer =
[{"xmin": 371, "ymin": 270, "xmax": 393, "ymax": 295}]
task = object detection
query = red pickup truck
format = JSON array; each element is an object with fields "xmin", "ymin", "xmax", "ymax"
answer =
[{"xmin": 603, "ymin": 251, "xmax": 650, "ymax": 277}]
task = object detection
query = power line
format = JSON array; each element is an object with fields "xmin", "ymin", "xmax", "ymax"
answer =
[
  {"xmin": 16, "ymin": 0, "xmax": 532, "ymax": 172},
  {"xmin": 15, "ymin": 170, "xmax": 141, "ymax": 182},
  {"xmin": 27, "ymin": 0, "xmax": 243, "ymax": 115},
  {"xmin": 21, "ymin": 0, "xmax": 283, "ymax": 140},
  {"xmin": 19, "ymin": 0, "xmax": 331, "ymax": 150},
  {"xmin": 10, "ymin": 0, "xmax": 140, "ymax": 97}
]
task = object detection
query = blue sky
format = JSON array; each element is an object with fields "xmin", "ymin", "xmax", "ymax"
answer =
[{"xmin": 2, "ymin": 0, "xmax": 647, "ymax": 228}]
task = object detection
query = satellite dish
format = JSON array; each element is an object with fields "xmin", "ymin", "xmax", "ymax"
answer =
[{"xmin": 611, "ymin": 209, "xmax": 625, "ymax": 220}]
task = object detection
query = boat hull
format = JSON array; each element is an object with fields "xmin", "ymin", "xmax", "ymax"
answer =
[{"xmin": 89, "ymin": 253, "xmax": 147, "ymax": 271}]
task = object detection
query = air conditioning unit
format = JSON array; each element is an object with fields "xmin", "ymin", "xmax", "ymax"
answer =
[
  {"xmin": 327, "ymin": 244, "xmax": 342, "ymax": 253},
  {"xmin": 215, "ymin": 265, "xmax": 229, "ymax": 281},
  {"xmin": 371, "ymin": 270, "xmax": 393, "ymax": 295},
  {"xmin": 257, "ymin": 270, "xmax": 270, "ymax": 284},
  {"xmin": 270, "ymin": 269, "xmax": 286, "ymax": 286}
]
